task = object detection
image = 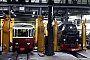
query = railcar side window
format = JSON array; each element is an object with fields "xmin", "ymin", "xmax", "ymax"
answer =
[
  {"xmin": 29, "ymin": 29, "xmax": 33, "ymax": 37},
  {"xmin": 13, "ymin": 29, "xmax": 16, "ymax": 37},
  {"xmin": 13, "ymin": 29, "xmax": 14, "ymax": 36},
  {"xmin": 15, "ymin": 29, "xmax": 18, "ymax": 37},
  {"xmin": 33, "ymin": 29, "xmax": 35, "ymax": 37}
]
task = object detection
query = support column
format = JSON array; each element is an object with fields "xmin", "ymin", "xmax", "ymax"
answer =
[
  {"xmin": 81, "ymin": 0, "xmax": 82, "ymax": 4},
  {"xmin": 81, "ymin": 14, "xmax": 82, "ymax": 23},
  {"xmin": 9, "ymin": 6, "xmax": 11, "ymax": 16},
  {"xmin": 38, "ymin": 16, "xmax": 44, "ymax": 52},
  {"xmin": 45, "ymin": 0, "xmax": 54, "ymax": 56},
  {"xmin": 39, "ymin": 8, "xmax": 42, "ymax": 15},
  {"xmin": 39, "ymin": 0, "xmax": 42, "ymax": 3},
  {"xmin": 39, "ymin": 0, "xmax": 42, "ymax": 15},
  {"xmin": 29, "ymin": 0, "xmax": 31, "ymax": 4},
  {"xmin": 65, "ymin": 8, "xmax": 69, "ymax": 21},
  {"xmin": 2, "ymin": 15, "xmax": 11, "ymax": 52},
  {"xmin": 87, "ymin": 0, "xmax": 88, "ymax": 4},
  {"xmin": 10, "ymin": 18, "xmax": 14, "ymax": 44},
  {"xmin": 65, "ymin": 0, "xmax": 68, "ymax": 4},
  {"xmin": 82, "ymin": 19, "xmax": 87, "ymax": 51}
]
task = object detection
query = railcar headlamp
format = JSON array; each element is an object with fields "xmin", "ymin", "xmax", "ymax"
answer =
[
  {"xmin": 79, "ymin": 44, "xmax": 81, "ymax": 46},
  {"xmin": 27, "ymin": 42, "xmax": 30, "ymax": 45},
  {"xmin": 15, "ymin": 42, "xmax": 18, "ymax": 45}
]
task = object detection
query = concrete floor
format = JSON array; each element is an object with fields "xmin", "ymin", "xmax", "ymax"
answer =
[
  {"xmin": 0, "ymin": 52, "xmax": 80, "ymax": 60},
  {"xmin": 0, "ymin": 51, "xmax": 90, "ymax": 60}
]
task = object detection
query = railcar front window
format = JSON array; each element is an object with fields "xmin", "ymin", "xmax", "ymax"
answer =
[
  {"xmin": 18, "ymin": 29, "xmax": 28, "ymax": 37},
  {"xmin": 14, "ymin": 29, "xmax": 28, "ymax": 37}
]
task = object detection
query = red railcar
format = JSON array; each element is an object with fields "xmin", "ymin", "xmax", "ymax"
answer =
[{"xmin": 13, "ymin": 23, "xmax": 35, "ymax": 53}]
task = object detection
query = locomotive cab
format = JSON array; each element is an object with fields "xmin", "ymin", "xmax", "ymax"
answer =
[{"xmin": 59, "ymin": 23, "xmax": 80, "ymax": 51}]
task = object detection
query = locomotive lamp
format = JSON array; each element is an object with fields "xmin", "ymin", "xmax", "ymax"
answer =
[
  {"xmin": 76, "ymin": 39, "xmax": 79, "ymax": 41},
  {"xmin": 76, "ymin": 39, "xmax": 79, "ymax": 44},
  {"xmin": 63, "ymin": 39, "xmax": 66, "ymax": 41}
]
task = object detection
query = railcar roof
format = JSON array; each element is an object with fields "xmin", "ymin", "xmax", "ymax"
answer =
[
  {"xmin": 13, "ymin": 23, "xmax": 34, "ymax": 28},
  {"xmin": 14, "ymin": 23, "xmax": 33, "ymax": 26},
  {"xmin": 13, "ymin": 27, "xmax": 34, "ymax": 29}
]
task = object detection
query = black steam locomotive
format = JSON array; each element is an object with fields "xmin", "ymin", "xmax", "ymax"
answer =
[{"xmin": 58, "ymin": 22, "xmax": 80, "ymax": 51}]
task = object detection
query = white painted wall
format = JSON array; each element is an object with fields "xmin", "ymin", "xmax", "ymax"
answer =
[
  {"xmin": 31, "ymin": 0, "xmax": 90, "ymax": 4},
  {"xmin": 31, "ymin": 0, "xmax": 39, "ymax": 3},
  {"xmin": 31, "ymin": 0, "xmax": 47, "ymax": 3},
  {"xmin": 77, "ymin": 23, "xmax": 90, "ymax": 35},
  {"xmin": 77, "ymin": 23, "xmax": 90, "ymax": 30}
]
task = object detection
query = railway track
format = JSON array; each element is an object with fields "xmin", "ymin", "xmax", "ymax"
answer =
[
  {"xmin": 66, "ymin": 51, "xmax": 89, "ymax": 60},
  {"xmin": 15, "ymin": 52, "xmax": 30, "ymax": 60},
  {"xmin": 16, "ymin": 54, "xmax": 29, "ymax": 60}
]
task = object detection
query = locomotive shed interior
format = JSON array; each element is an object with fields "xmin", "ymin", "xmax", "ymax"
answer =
[{"xmin": 0, "ymin": 0, "xmax": 90, "ymax": 60}]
